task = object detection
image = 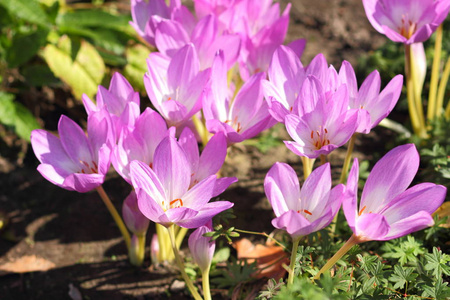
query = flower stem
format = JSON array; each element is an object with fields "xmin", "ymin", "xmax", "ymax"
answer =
[
  {"xmin": 156, "ymin": 223, "xmax": 174, "ymax": 262},
  {"xmin": 313, "ymin": 234, "xmax": 360, "ymax": 280},
  {"xmin": 233, "ymin": 228, "xmax": 288, "ymax": 251},
  {"xmin": 287, "ymin": 237, "xmax": 301, "ymax": 286},
  {"xmin": 301, "ymin": 157, "xmax": 314, "ymax": 180},
  {"xmin": 96, "ymin": 186, "xmax": 131, "ymax": 249},
  {"xmin": 192, "ymin": 114, "xmax": 209, "ymax": 148},
  {"xmin": 129, "ymin": 233, "xmax": 146, "ymax": 266},
  {"xmin": 175, "ymin": 226, "xmax": 189, "ymax": 250},
  {"xmin": 437, "ymin": 56, "xmax": 450, "ymax": 118},
  {"xmin": 202, "ymin": 268, "xmax": 212, "ymax": 300},
  {"xmin": 404, "ymin": 44, "xmax": 426, "ymax": 138},
  {"xmin": 428, "ymin": 24, "xmax": 443, "ymax": 121},
  {"xmin": 339, "ymin": 134, "xmax": 357, "ymax": 184},
  {"xmin": 167, "ymin": 225, "xmax": 203, "ymax": 300}
]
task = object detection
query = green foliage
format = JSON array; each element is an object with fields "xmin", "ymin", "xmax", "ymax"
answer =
[
  {"xmin": 0, "ymin": 92, "xmax": 41, "ymax": 141},
  {"xmin": 210, "ymin": 257, "xmax": 257, "ymax": 296},
  {"xmin": 381, "ymin": 236, "xmax": 425, "ymax": 266}
]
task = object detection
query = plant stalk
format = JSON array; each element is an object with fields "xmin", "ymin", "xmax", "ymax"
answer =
[
  {"xmin": 427, "ymin": 24, "xmax": 443, "ymax": 121},
  {"xmin": 202, "ymin": 268, "xmax": 212, "ymax": 300},
  {"xmin": 437, "ymin": 56, "xmax": 450, "ymax": 118},
  {"xmin": 339, "ymin": 134, "xmax": 357, "ymax": 184},
  {"xmin": 313, "ymin": 234, "xmax": 360, "ymax": 280},
  {"xmin": 96, "ymin": 186, "xmax": 131, "ymax": 249},
  {"xmin": 167, "ymin": 225, "xmax": 203, "ymax": 300},
  {"xmin": 287, "ymin": 237, "xmax": 301, "ymax": 286}
]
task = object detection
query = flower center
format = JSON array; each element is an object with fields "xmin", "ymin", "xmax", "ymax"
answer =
[
  {"xmin": 79, "ymin": 160, "xmax": 98, "ymax": 174},
  {"xmin": 161, "ymin": 198, "xmax": 184, "ymax": 211},
  {"xmin": 297, "ymin": 209, "xmax": 313, "ymax": 217},
  {"xmin": 225, "ymin": 116, "xmax": 243, "ymax": 133},
  {"xmin": 398, "ymin": 16, "xmax": 417, "ymax": 39},
  {"xmin": 310, "ymin": 126, "xmax": 330, "ymax": 150}
]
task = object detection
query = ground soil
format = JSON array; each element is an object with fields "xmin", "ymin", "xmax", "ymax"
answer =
[{"xmin": 0, "ymin": 0, "xmax": 391, "ymax": 299}]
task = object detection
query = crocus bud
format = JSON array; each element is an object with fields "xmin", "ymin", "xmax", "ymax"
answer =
[
  {"xmin": 188, "ymin": 222, "xmax": 215, "ymax": 273},
  {"xmin": 122, "ymin": 191, "xmax": 150, "ymax": 235}
]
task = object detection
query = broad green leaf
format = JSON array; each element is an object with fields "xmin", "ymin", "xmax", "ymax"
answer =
[
  {"xmin": 0, "ymin": 92, "xmax": 41, "ymax": 141},
  {"xmin": 21, "ymin": 64, "xmax": 60, "ymax": 87},
  {"xmin": 0, "ymin": 0, "xmax": 51, "ymax": 27},
  {"xmin": 42, "ymin": 36, "xmax": 105, "ymax": 100},
  {"xmin": 124, "ymin": 44, "xmax": 151, "ymax": 93},
  {"xmin": 56, "ymin": 10, "xmax": 130, "ymax": 31},
  {"xmin": 6, "ymin": 28, "xmax": 49, "ymax": 68},
  {"xmin": 212, "ymin": 247, "xmax": 230, "ymax": 264}
]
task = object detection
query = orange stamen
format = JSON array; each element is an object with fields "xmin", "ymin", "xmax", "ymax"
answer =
[
  {"xmin": 303, "ymin": 209, "xmax": 312, "ymax": 216},
  {"xmin": 359, "ymin": 206, "xmax": 367, "ymax": 216},
  {"xmin": 170, "ymin": 198, "xmax": 183, "ymax": 207}
]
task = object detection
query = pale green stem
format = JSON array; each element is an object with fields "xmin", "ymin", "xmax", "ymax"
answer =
[
  {"xmin": 167, "ymin": 225, "xmax": 203, "ymax": 300},
  {"xmin": 301, "ymin": 157, "xmax": 314, "ymax": 180},
  {"xmin": 428, "ymin": 24, "xmax": 443, "ymax": 121},
  {"xmin": 287, "ymin": 237, "xmax": 301, "ymax": 286},
  {"xmin": 405, "ymin": 44, "xmax": 427, "ymax": 138},
  {"xmin": 156, "ymin": 223, "xmax": 174, "ymax": 262},
  {"xmin": 312, "ymin": 234, "xmax": 360, "ymax": 280},
  {"xmin": 96, "ymin": 186, "xmax": 131, "ymax": 249},
  {"xmin": 437, "ymin": 57, "xmax": 450, "ymax": 118},
  {"xmin": 129, "ymin": 233, "xmax": 147, "ymax": 266},
  {"xmin": 410, "ymin": 45, "xmax": 426, "ymax": 128},
  {"xmin": 175, "ymin": 226, "xmax": 189, "ymax": 250},
  {"xmin": 192, "ymin": 114, "xmax": 209, "ymax": 148},
  {"xmin": 233, "ymin": 228, "xmax": 288, "ymax": 251},
  {"xmin": 202, "ymin": 268, "xmax": 212, "ymax": 300},
  {"xmin": 339, "ymin": 134, "xmax": 357, "ymax": 184}
]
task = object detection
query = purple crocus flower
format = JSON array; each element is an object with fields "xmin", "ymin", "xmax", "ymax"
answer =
[
  {"xmin": 264, "ymin": 162, "xmax": 345, "ymax": 239},
  {"xmin": 188, "ymin": 221, "xmax": 215, "ymax": 273},
  {"xmin": 111, "ymin": 108, "xmax": 173, "ymax": 183},
  {"xmin": 262, "ymin": 45, "xmax": 306, "ymax": 122},
  {"xmin": 31, "ymin": 111, "xmax": 113, "ymax": 193},
  {"xmin": 122, "ymin": 191, "xmax": 150, "ymax": 235},
  {"xmin": 130, "ymin": 0, "xmax": 196, "ymax": 47},
  {"xmin": 178, "ymin": 128, "xmax": 238, "ymax": 196},
  {"xmin": 339, "ymin": 61, "xmax": 403, "ymax": 134},
  {"xmin": 203, "ymin": 51, "xmax": 275, "ymax": 145},
  {"xmin": 284, "ymin": 76, "xmax": 358, "ymax": 159},
  {"xmin": 129, "ymin": 136, "xmax": 234, "ymax": 228},
  {"xmin": 155, "ymin": 14, "xmax": 241, "ymax": 70},
  {"xmin": 344, "ymin": 144, "xmax": 446, "ymax": 241},
  {"xmin": 82, "ymin": 72, "xmax": 140, "ymax": 139},
  {"xmin": 362, "ymin": 0, "xmax": 450, "ymax": 44},
  {"xmin": 144, "ymin": 44, "xmax": 210, "ymax": 129}
]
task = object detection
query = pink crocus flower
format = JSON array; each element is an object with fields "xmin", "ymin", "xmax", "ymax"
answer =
[
  {"xmin": 144, "ymin": 44, "xmax": 211, "ymax": 129},
  {"xmin": 203, "ymin": 51, "xmax": 275, "ymax": 145},
  {"xmin": 30, "ymin": 111, "xmax": 113, "ymax": 193},
  {"xmin": 284, "ymin": 76, "xmax": 359, "ymax": 159},
  {"xmin": 130, "ymin": 0, "xmax": 196, "ymax": 47},
  {"xmin": 344, "ymin": 144, "xmax": 447, "ymax": 241},
  {"xmin": 111, "ymin": 108, "xmax": 173, "ymax": 183},
  {"xmin": 155, "ymin": 14, "xmax": 241, "ymax": 70},
  {"xmin": 82, "ymin": 73, "xmax": 140, "ymax": 139},
  {"xmin": 339, "ymin": 61, "xmax": 403, "ymax": 134},
  {"xmin": 178, "ymin": 128, "xmax": 238, "ymax": 196},
  {"xmin": 262, "ymin": 45, "xmax": 306, "ymax": 122},
  {"xmin": 264, "ymin": 162, "xmax": 345, "ymax": 239},
  {"xmin": 188, "ymin": 221, "xmax": 215, "ymax": 273},
  {"xmin": 122, "ymin": 191, "xmax": 150, "ymax": 235},
  {"xmin": 362, "ymin": 0, "xmax": 450, "ymax": 44},
  {"xmin": 130, "ymin": 136, "xmax": 234, "ymax": 228}
]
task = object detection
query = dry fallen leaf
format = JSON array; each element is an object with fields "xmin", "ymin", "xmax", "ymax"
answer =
[
  {"xmin": 234, "ymin": 238, "xmax": 288, "ymax": 280},
  {"xmin": 433, "ymin": 202, "xmax": 450, "ymax": 228},
  {"xmin": 0, "ymin": 255, "xmax": 55, "ymax": 275}
]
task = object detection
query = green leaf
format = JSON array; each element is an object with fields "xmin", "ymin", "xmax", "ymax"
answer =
[
  {"xmin": 424, "ymin": 247, "xmax": 450, "ymax": 279},
  {"xmin": 42, "ymin": 36, "xmax": 105, "ymax": 100},
  {"xmin": 56, "ymin": 9, "xmax": 130, "ymax": 31},
  {"xmin": 0, "ymin": 92, "xmax": 41, "ymax": 141},
  {"xmin": 388, "ymin": 265, "xmax": 417, "ymax": 290},
  {"xmin": 21, "ymin": 64, "xmax": 60, "ymax": 87},
  {"xmin": 0, "ymin": 0, "xmax": 51, "ymax": 27},
  {"xmin": 212, "ymin": 247, "xmax": 230, "ymax": 264},
  {"xmin": 6, "ymin": 28, "xmax": 49, "ymax": 68},
  {"xmin": 124, "ymin": 43, "xmax": 151, "ymax": 93}
]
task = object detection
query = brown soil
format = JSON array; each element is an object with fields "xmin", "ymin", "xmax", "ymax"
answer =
[{"xmin": 0, "ymin": 0, "xmax": 389, "ymax": 299}]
